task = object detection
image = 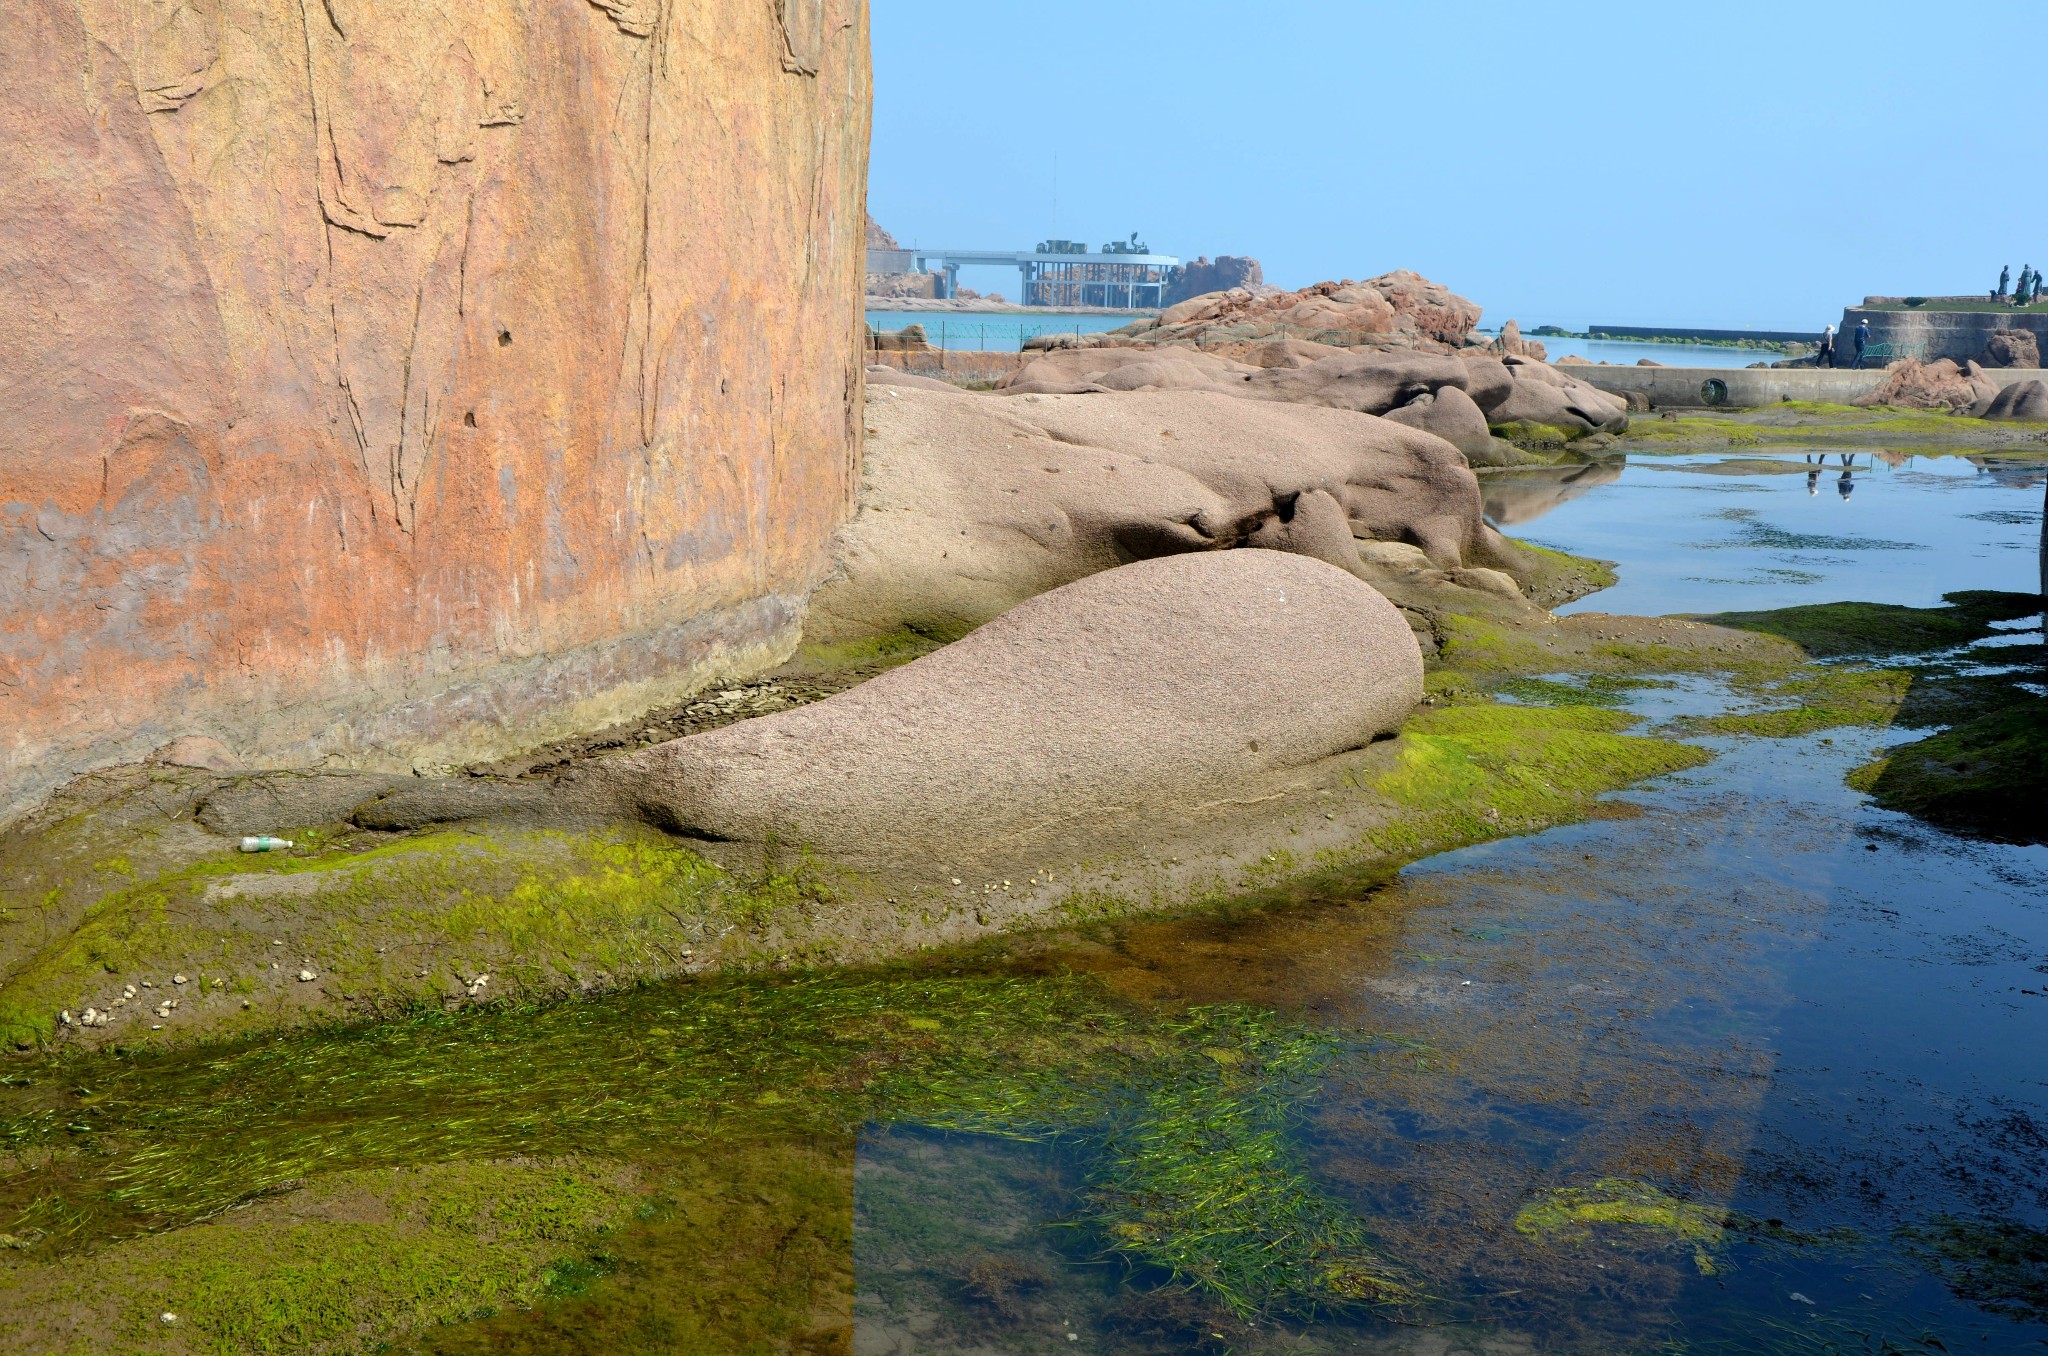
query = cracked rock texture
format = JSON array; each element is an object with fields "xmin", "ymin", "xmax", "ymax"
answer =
[{"xmin": 0, "ymin": 0, "xmax": 871, "ymax": 824}]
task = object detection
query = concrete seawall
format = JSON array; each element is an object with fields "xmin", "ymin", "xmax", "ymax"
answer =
[
  {"xmin": 1843, "ymin": 306, "xmax": 2048, "ymax": 363},
  {"xmin": 1562, "ymin": 365, "xmax": 2048, "ymax": 409}
]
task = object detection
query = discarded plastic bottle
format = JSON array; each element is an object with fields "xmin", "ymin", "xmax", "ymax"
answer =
[{"xmin": 239, "ymin": 836, "xmax": 294, "ymax": 853}]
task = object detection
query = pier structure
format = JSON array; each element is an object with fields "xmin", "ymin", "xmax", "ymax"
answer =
[{"xmin": 883, "ymin": 241, "xmax": 1182, "ymax": 308}]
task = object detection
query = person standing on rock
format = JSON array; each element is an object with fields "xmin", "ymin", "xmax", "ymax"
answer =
[
  {"xmin": 1818, "ymin": 323, "xmax": 1836, "ymax": 368},
  {"xmin": 1851, "ymin": 318, "xmax": 1870, "ymax": 368}
]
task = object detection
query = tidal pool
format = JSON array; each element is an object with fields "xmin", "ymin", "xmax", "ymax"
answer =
[
  {"xmin": 2, "ymin": 449, "xmax": 2043, "ymax": 1354},
  {"xmin": 1483, "ymin": 448, "xmax": 2045, "ymax": 617},
  {"xmin": 852, "ymin": 706, "xmax": 2048, "ymax": 1354}
]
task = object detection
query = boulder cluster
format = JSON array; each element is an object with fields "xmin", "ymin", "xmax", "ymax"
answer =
[
  {"xmin": 989, "ymin": 340, "xmax": 1628, "ymax": 459},
  {"xmin": 1852, "ymin": 357, "xmax": 2048, "ymax": 418},
  {"xmin": 1100, "ymin": 270, "xmax": 1484, "ymax": 352},
  {"xmin": 354, "ymin": 271, "xmax": 1615, "ymax": 883},
  {"xmin": 818, "ymin": 382, "xmax": 1523, "ymax": 647}
]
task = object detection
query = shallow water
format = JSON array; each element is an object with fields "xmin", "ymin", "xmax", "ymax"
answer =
[
  {"xmin": 862, "ymin": 316, "xmax": 1793, "ymax": 367},
  {"xmin": 864, "ymin": 310, "xmax": 1144, "ymax": 351},
  {"xmin": 853, "ymin": 712, "xmax": 2048, "ymax": 1354},
  {"xmin": 849, "ymin": 451, "xmax": 2048, "ymax": 1352},
  {"xmin": 1531, "ymin": 337, "xmax": 1812, "ymax": 369},
  {"xmin": 1482, "ymin": 449, "xmax": 2047, "ymax": 617}
]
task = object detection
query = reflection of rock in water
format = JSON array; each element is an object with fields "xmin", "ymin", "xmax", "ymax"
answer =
[
  {"xmin": 1480, "ymin": 459, "xmax": 1625, "ymax": 526},
  {"xmin": 1966, "ymin": 455, "xmax": 2048, "ymax": 491}
]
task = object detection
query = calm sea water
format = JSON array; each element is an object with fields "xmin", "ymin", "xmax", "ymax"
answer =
[
  {"xmin": 1531, "ymin": 336, "xmax": 1812, "ymax": 369},
  {"xmin": 1483, "ymin": 449, "xmax": 2046, "ymax": 616},
  {"xmin": 867, "ymin": 312, "xmax": 1798, "ymax": 368},
  {"xmin": 865, "ymin": 310, "xmax": 1147, "ymax": 351}
]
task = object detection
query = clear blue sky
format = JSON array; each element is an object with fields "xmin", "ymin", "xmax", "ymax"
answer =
[{"xmin": 869, "ymin": 1, "xmax": 2046, "ymax": 330}]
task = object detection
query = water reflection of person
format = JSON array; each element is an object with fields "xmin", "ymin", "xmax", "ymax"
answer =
[
  {"xmin": 1837, "ymin": 453, "xmax": 1855, "ymax": 501},
  {"xmin": 1806, "ymin": 454, "xmax": 1821, "ymax": 496}
]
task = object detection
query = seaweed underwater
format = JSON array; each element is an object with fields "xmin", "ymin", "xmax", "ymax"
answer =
[{"xmin": 0, "ymin": 967, "xmax": 1412, "ymax": 1327}]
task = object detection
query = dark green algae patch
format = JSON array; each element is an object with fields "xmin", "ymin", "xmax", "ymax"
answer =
[
  {"xmin": 1617, "ymin": 401, "xmax": 2048, "ymax": 453},
  {"xmin": 1693, "ymin": 591, "xmax": 2047, "ymax": 844}
]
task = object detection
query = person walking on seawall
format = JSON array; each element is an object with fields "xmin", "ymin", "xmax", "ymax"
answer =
[
  {"xmin": 1851, "ymin": 318, "xmax": 1870, "ymax": 368},
  {"xmin": 1817, "ymin": 323, "xmax": 1836, "ymax": 368}
]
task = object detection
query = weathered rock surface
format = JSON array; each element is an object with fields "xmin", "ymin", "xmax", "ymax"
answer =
[
  {"xmin": 0, "ymin": 0, "xmax": 869, "ymax": 826},
  {"xmin": 1489, "ymin": 319, "xmax": 1549, "ymax": 362},
  {"xmin": 1486, "ymin": 357, "xmax": 1633, "ymax": 438},
  {"xmin": 999, "ymin": 331, "xmax": 1620, "ymax": 448},
  {"xmin": 1238, "ymin": 353, "xmax": 1479, "ymax": 416},
  {"xmin": 1162, "ymin": 255, "xmax": 1267, "ymax": 307},
  {"xmin": 1381, "ymin": 385, "xmax": 1495, "ymax": 458},
  {"xmin": 1853, "ymin": 358, "xmax": 2000, "ymax": 410},
  {"xmin": 1111, "ymin": 271, "xmax": 1483, "ymax": 352},
  {"xmin": 807, "ymin": 386, "xmax": 1520, "ymax": 644},
  {"xmin": 1000, "ymin": 348, "xmax": 1255, "ymax": 396},
  {"xmin": 1971, "ymin": 378, "xmax": 2048, "ymax": 421},
  {"xmin": 595, "ymin": 551, "xmax": 1424, "ymax": 862},
  {"xmin": 1979, "ymin": 328, "xmax": 2042, "ymax": 370}
]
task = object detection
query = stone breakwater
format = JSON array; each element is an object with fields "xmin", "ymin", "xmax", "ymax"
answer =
[{"xmin": 0, "ymin": 0, "xmax": 872, "ymax": 826}]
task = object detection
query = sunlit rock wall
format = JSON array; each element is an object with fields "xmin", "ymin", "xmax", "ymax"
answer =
[{"xmin": 0, "ymin": 0, "xmax": 871, "ymax": 823}]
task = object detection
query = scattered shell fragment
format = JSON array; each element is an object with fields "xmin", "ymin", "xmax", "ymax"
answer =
[
  {"xmin": 172, "ymin": 974, "xmax": 187, "ymax": 985},
  {"xmin": 297, "ymin": 970, "xmax": 317, "ymax": 983}
]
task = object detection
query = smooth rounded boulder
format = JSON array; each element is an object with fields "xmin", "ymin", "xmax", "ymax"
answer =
[
  {"xmin": 1972, "ymin": 378, "xmax": 2048, "ymax": 420},
  {"xmin": 592, "ymin": 551, "xmax": 1424, "ymax": 863},
  {"xmin": 1487, "ymin": 356, "xmax": 1631, "ymax": 438},
  {"xmin": 1382, "ymin": 385, "xmax": 1494, "ymax": 458},
  {"xmin": 1239, "ymin": 352, "xmax": 1474, "ymax": 415}
]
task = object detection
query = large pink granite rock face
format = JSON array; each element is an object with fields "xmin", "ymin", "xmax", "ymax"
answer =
[{"xmin": 0, "ymin": 0, "xmax": 872, "ymax": 824}]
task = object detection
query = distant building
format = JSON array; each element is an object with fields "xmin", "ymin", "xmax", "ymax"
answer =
[{"xmin": 1163, "ymin": 256, "xmax": 1264, "ymax": 307}]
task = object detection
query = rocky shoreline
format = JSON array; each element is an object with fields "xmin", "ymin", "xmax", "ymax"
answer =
[{"xmin": 15, "ymin": 319, "xmax": 2040, "ymax": 1056}]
